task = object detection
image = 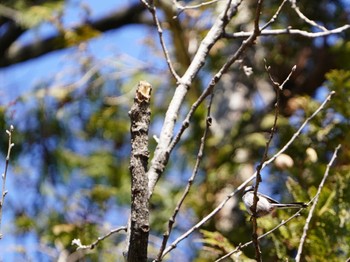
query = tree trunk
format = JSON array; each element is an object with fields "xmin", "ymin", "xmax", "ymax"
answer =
[{"xmin": 127, "ymin": 81, "xmax": 152, "ymax": 262}]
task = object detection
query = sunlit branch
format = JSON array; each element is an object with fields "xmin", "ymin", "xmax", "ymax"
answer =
[
  {"xmin": 0, "ymin": 125, "xmax": 15, "ymax": 239},
  {"xmin": 147, "ymin": 0, "xmax": 242, "ymax": 197},
  {"xmin": 173, "ymin": 0, "xmax": 222, "ymax": 18},
  {"xmin": 224, "ymin": 25, "xmax": 350, "ymax": 39},
  {"xmin": 0, "ymin": 5, "xmax": 21, "ymax": 23},
  {"xmin": 289, "ymin": 0, "xmax": 328, "ymax": 32},
  {"xmin": 260, "ymin": 0, "xmax": 288, "ymax": 31},
  {"xmin": 72, "ymin": 226, "xmax": 128, "ymax": 250},
  {"xmin": 295, "ymin": 144, "xmax": 341, "ymax": 261}
]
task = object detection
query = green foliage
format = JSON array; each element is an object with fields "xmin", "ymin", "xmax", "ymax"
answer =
[
  {"xmin": 326, "ymin": 70, "xmax": 350, "ymax": 118},
  {"xmin": 15, "ymin": 214, "xmax": 35, "ymax": 233},
  {"xmin": 20, "ymin": 3, "xmax": 64, "ymax": 28},
  {"xmin": 3, "ymin": 1, "xmax": 64, "ymax": 28},
  {"xmin": 63, "ymin": 26, "xmax": 101, "ymax": 47},
  {"xmin": 196, "ymin": 230, "xmax": 234, "ymax": 261}
]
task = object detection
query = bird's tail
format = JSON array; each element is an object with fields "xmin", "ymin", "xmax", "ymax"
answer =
[{"xmin": 272, "ymin": 202, "xmax": 307, "ymax": 209}]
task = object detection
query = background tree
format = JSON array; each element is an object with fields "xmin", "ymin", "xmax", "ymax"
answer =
[{"xmin": 0, "ymin": 0, "xmax": 349, "ymax": 261}]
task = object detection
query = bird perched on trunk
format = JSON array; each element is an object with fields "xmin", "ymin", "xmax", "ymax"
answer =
[{"xmin": 242, "ymin": 185, "xmax": 307, "ymax": 217}]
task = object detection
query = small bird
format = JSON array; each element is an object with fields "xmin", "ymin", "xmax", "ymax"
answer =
[{"xmin": 242, "ymin": 185, "xmax": 307, "ymax": 217}]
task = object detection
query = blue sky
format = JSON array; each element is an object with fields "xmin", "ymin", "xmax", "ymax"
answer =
[
  {"xmin": 0, "ymin": 1, "xmax": 153, "ymax": 260},
  {"xmin": 1, "ymin": 1, "xmax": 148, "ymax": 102},
  {"xmin": 0, "ymin": 1, "xmax": 191, "ymax": 260}
]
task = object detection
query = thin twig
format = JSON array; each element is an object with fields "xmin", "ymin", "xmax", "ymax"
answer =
[
  {"xmin": 264, "ymin": 91, "xmax": 335, "ymax": 169},
  {"xmin": 260, "ymin": 0, "xmax": 288, "ymax": 31},
  {"xmin": 222, "ymin": 63, "xmax": 295, "ymax": 260},
  {"xmin": 0, "ymin": 125, "xmax": 15, "ymax": 239},
  {"xmin": 160, "ymin": 91, "xmax": 334, "ymax": 257},
  {"xmin": 173, "ymin": 0, "xmax": 222, "ymax": 18},
  {"xmin": 248, "ymin": 2, "xmax": 279, "ymax": 260},
  {"xmin": 140, "ymin": 0, "xmax": 180, "ymax": 82},
  {"xmin": 155, "ymin": 89, "xmax": 216, "ymax": 262},
  {"xmin": 250, "ymin": 202, "xmax": 262, "ymax": 261},
  {"xmin": 295, "ymin": 144, "xmax": 341, "ymax": 261},
  {"xmin": 289, "ymin": 0, "xmax": 328, "ymax": 32},
  {"xmin": 266, "ymin": 63, "xmax": 296, "ymax": 91},
  {"xmin": 224, "ymin": 25, "xmax": 350, "ymax": 39},
  {"xmin": 72, "ymin": 226, "xmax": 128, "ymax": 250},
  {"xmin": 175, "ymin": 0, "xmax": 221, "ymax": 11},
  {"xmin": 250, "ymin": 62, "xmax": 295, "ymax": 261}
]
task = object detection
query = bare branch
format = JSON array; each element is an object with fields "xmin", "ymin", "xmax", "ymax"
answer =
[
  {"xmin": 160, "ymin": 91, "xmax": 334, "ymax": 257},
  {"xmin": 266, "ymin": 63, "xmax": 296, "ymax": 90},
  {"xmin": 175, "ymin": 0, "xmax": 221, "ymax": 10},
  {"xmin": 295, "ymin": 144, "xmax": 341, "ymax": 261},
  {"xmin": 147, "ymin": 0, "xmax": 243, "ymax": 197},
  {"xmin": 155, "ymin": 90, "xmax": 215, "ymax": 261},
  {"xmin": 289, "ymin": 0, "xmax": 328, "ymax": 32},
  {"xmin": 225, "ymin": 25, "xmax": 350, "ymax": 39},
  {"xmin": 141, "ymin": 0, "xmax": 180, "ymax": 81},
  {"xmin": 173, "ymin": 0, "xmax": 222, "ymax": 18},
  {"xmin": 0, "ymin": 125, "xmax": 15, "ymax": 239},
  {"xmin": 72, "ymin": 226, "xmax": 127, "ymax": 250},
  {"xmin": 0, "ymin": 5, "xmax": 21, "ymax": 23},
  {"xmin": 260, "ymin": 0, "xmax": 288, "ymax": 31}
]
